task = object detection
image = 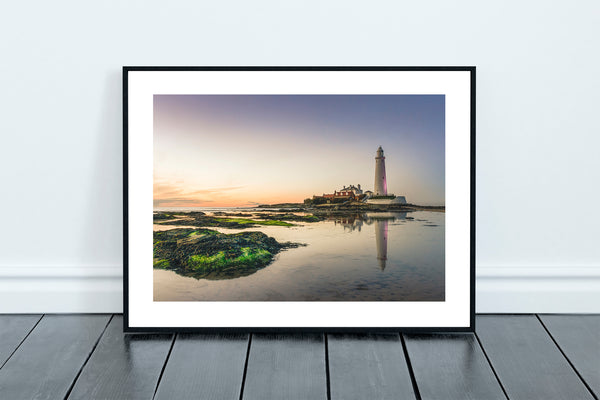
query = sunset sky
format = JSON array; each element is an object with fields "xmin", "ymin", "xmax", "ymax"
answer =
[{"xmin": 153, "ymin": 95, "xmax": 445, "ymax": 207}]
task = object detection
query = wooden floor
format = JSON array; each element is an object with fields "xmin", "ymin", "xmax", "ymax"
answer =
[{"xmin": 0, "ymin": 315, "xmax": 597, "ymax": 400}]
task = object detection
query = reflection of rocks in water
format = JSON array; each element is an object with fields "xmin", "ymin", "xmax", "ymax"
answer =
[
  {"xmin": 328, "ymin": 214, "xmax": 364, "ymax": 232},
  {"xmin": 328, "ymin": 211, "xmax": 409, "ymax": 231},
  {"xmin": 327, "ymin": 212, "xmax": 411, "ymax": 271},
  {"xmin": 374, "ymin": 219, "xmax": 388, "ymax": 271},
  {"xmin": 326, "ymin": 211, "xmax": 419, "ymax": 271},
  {"xmin": 174, "ymin": 264, "xmax": 265, "ymax": 280},
  {"xmin": 363, "ymin": 211, "xmax": 407, "ymax": 224}
]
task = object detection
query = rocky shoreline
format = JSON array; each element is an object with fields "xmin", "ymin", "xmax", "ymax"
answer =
[
  {"xmin": 153, "ymin": 203, "xmax": 443, "ymax": 280},
  {"xmin": 154, "ymin": 228, "xmax": 303, "ymax": 280},
  {"xmin": 258, "ymin": 202, "xmax": 445, "ymax": 213},
  {"xmin": 153, "ymin": 210, "xmax": 314, "ymax": 280},
  {"xmin": 154, "ymin": 211, "xmax": 322, "ymax": 229}
]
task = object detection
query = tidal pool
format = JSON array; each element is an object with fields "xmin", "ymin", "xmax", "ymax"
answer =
[{"xmin": 153, "ymin": 210, "xmax": 444, "ymax": 301}]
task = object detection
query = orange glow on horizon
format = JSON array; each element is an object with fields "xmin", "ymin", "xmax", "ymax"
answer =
[
  {"xmin": 153, "ymin": 179, "xmax": 309, "ymax": 208},
  {"xmin": 154, "ymin": 196, "xmax": 305, "ymax": 208}
]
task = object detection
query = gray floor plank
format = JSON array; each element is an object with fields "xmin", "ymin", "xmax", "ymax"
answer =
[
  {"xmin": 243, "ymin": 333, "xmax": 327, "ymax": 400},
  {"xmin": 476, "ymin": 315, "xmax": 595, "ymax": 400},
  {"xmin": 539, "ymin": 314, "xmax": 600, "ymax": 398},
  {"xmin": 67, "ymin": 315, "xmax": 173, "ymax": 400},
  {"xmin": 154, "ymin": 333, "xmax": 248, "ymax": 400},
  {"xmin": 0, "ymin": 314, "xmax": 110, "ymax": 400},
  {"xmin": 0, "ymin": 314, "xmax": 41, "ymax": 367},
  {"xmin": 328, "ymin": 333, "xmax": 416, "ymax": 400},
  {"xmin": 404, "ymin": 333, "xmax": 506, "ymax": 400}
]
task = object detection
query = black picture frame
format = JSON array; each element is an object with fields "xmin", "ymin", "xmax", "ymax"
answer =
[{"xmin": 123, "ymin": 66, "xmax": 475, "ymax": 333}]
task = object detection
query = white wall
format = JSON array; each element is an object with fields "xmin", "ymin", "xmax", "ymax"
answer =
[{"xmin": 1, "ymin": 0, "xmax": 598, "ymax": 313}]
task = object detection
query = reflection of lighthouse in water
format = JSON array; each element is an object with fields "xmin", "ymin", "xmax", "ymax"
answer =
[
  {"xmin": 332, "ymin": 212, "xmax": 408, "ymax": 271},
  {"xmin": 374, "ymin": 219, "xmax": 388, "ymax": 270},
  {"xmin": 366, "ymin": 212, "xmax": 405, "ymax": 271}
]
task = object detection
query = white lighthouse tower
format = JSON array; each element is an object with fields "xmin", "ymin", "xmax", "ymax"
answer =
[
  {"xmin": 367, "ymin": 146, "xmax": 408, "ymax": 205},
  {"xmin": 374, "ymin": 146, "xmax": 387, "ymax": 195}
]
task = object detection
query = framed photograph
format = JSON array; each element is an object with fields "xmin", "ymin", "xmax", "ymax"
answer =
[{"xmin": 123, "ymin": 67, "xmax": 475, "ymax": 332}]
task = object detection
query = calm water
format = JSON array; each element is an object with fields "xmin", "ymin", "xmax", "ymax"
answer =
[{"xmin": 154, "ymin": 209, "xmax": 444, "ymax": 301}]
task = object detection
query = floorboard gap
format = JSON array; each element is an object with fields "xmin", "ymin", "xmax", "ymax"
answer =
[
  {"xmin": 0, "ymin": 314, "xmax": 44, "ymax": 371},
  {"xmin": 238, "ymin": 333, "xmax": 252, "ymax": 400},
  {"xmin": 535, "ymin": 315, "xmax": 598, "ymax": 400},
  {"xmin": 152, "ymin": 333, "xmax": 177, "ymax": 400},
  {"xmin": 325, "ymin": 334, "xmax": 331, "ymax": 400},
  {"xmin": 63, "ymin": 314, "xmax": 114, "ymax": 400},
  {"xmin": 473, "ymin": 331, "xmax": 510, "ymax": 400},
  {"xmin": 400, "ymin": 334, "xmax": 422, "ymax": 400}
]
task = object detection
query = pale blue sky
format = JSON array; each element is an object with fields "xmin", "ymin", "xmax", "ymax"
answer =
[{"xmin": 154, "ymin": 95, "xmax": 445, "ymax": 206}]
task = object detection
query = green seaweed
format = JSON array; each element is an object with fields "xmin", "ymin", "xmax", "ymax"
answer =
[
  {"xmin": 186, "ymin": 247, "xmax": 273, "ymax": 272},
  {"xmin": 236, "ymin": 247, "xmax": 272, "ymax": 264},
  {"xmin": 220, "ymin": 218, "xmax": 293, "ymax": 227},
  {"xmin": 154, "ymin": 211, "xmax": 296, "ymax": 229},
  {"xmin": 188, "ymin": 252, "xmax": 228, "ymax": 270},
  {"xmin": 153, "ymin": 259, "xmax": 170, "ymax": 269},
  {"xmin": 152, "ymin": 228, "xmax": 302, "ymax": 280}
]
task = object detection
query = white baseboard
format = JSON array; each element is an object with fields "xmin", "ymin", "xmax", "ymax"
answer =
[
  {"xmin": 0, "ymin": 266, "xmax": 123, "ymax": 313},
  {"xmin": 476, "ymin": 266, "xmax": 600, "ymax": 313},
  {"xmin": 0, "ymin": 266, "xmax": 598, "ymax": 314}
]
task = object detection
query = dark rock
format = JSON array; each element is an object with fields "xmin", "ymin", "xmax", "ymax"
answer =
[{"xmin": 153, "ymin": 228, "xmax": 303, "ymax": 280}]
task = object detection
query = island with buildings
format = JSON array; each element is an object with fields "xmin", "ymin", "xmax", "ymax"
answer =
[{"xmin": 307, "ymin": 146, "xmax": 407, "ymax": 206}]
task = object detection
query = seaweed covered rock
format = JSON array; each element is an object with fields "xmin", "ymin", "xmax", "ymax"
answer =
[
  {"xmin": 254, "ymin": 213, "xmax": 323, "ymax": 222},
  {"xmin": 154, "ymin": 228, "xmax": 301, "ymax": 280},
  {"xmin": 153, "ymin": 213, "xmax": 176, "ymax": 221},
  {"xmin": 153, "ymin": 211, "xmax": 205, "ymax": 221},
  {"xmin": 153, "ymin": 211, "xmax": 293, "ymax": 228}
]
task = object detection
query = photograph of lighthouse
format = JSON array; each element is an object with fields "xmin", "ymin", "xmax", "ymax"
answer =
[{"xmin": 152, "ymin": 94, "xmax": 446, "ymax": 302}]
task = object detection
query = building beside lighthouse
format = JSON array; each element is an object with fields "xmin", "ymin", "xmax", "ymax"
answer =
[
  {"xmin": 310, "ymin": 184, "xmax": 366, "ymax": 204},
  {"xmin": 307, "ymin": 146, "xmax": 407, "ymax": 205},
  {"xmin": 367, "ymin": 146, "xmax": 407, "ymax": 205}
]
